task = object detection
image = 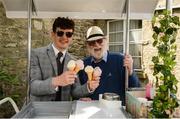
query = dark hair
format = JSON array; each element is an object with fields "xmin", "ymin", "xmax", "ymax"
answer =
[{"xmin": 52, "ymin": 17, "xmax": 75, "ymax": 32}]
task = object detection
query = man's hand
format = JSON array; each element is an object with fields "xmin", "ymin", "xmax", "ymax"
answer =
[
  {"xmin": 52, "ymin": 71, "xmax": 76, "ymax": 87},
  {"xmin": 124, "ymin": 54, "xmax": 133, "ymax": 76},
  {"xmin": 87, "ymin": 75, "xmax": 100, "ymax": 92},
  {"xmin": 79, "ymin": 97, "xmax": 92, "ymax": 101}
]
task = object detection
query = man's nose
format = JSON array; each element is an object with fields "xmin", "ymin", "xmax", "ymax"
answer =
[
  {"xmin": 61, "ymin": 34, "xmax": 69, "ymax": 40},
  {"xmin": 94, "ymin": 41, "xmax": 100, "ymax": 46}
]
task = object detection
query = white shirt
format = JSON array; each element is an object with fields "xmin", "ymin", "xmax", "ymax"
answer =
[{"xmin": 52, "ymin": 43, "xmax": 66, "ymax": 62}]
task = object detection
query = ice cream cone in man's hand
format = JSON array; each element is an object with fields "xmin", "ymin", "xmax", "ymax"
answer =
[
  {"xmin": 85, "ymin": 66, "xmax": 101, "ymax": 92},
  {"xmin": 67, "ymin": 60, "xmax": 76, "ymax": 71},
  {"xmin": 67, "ymin": 59, "xmax": 84, "ymax": 74},
  {"xmin": 85, "ymin": 65, "xmax": 94, "ymax": 81},
  {"xmin": 93, "ymin": 67, "xmax": 102, "ymax": 77},
  {"xmin": 74, "ymin": 60, "xmax": 84, "ymax": 73}
]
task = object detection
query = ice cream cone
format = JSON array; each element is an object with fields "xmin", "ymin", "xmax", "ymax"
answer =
[
  {"xmin": 93, "ymin": 67, "xmax": 102, "ymax": 77},
  {"xmin": 85, "ymin": 65, "xmax": 94, "ymax": 81},
  {"xmin": 74, "ymin": 60, "xmax": 84, "ymax": 73},
  {"xmin": 67, "ymin": 60, "xmax": 76, "ymax": 71},
  {"xmin": 74, "ymin": 67, "xmax": 81, "ymax": 73},
  {"xmin": 88, "ymin": 72, "xmax": 93, "ymax": 81}
]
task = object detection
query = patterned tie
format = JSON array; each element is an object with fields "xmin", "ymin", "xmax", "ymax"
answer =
[{"xmin": 55, "ymin": 52, "xmax": 63, "ymax": 101}]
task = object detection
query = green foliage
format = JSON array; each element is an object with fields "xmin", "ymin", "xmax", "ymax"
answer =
[
  {"xmin": 0, "ymin": 70, "xmax": 20, "ymax": 85},
  {"xmin": 150, "ymin": 10, "xmax": 180, "ymax": 118},
  {"xmin": 0, "ymin": 68, "xmax": 22, "ymax": 118}
]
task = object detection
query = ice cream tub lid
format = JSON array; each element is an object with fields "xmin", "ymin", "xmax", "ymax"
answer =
[{"xmin": 102, "ymin": 93, "xmax": 120, "ymax": 101}]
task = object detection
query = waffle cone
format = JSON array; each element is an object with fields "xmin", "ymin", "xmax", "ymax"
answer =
[
  {"xmin": 87, "ymin": 72, "xmax": 93, "ymax": 81},
  {"xmin": 74, "ymin": 67, "xmax": 81, "ymax": 73},
  {"xmin": 68, "ymin": 67, "xmax": 75, "ymax": 71}
]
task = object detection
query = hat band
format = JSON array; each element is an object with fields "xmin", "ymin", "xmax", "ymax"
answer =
[{"xmin": 87, "ymin": 34, "xmax": 104, "ymax": 39}]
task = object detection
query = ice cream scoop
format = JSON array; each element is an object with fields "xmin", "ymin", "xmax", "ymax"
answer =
[
  {"xmin": 67, "ymin": 60, "xmax": 76, "ymax": 71},
  {"xmin": 93, "ymin": 66, "xmax": 102, "ymax": 77},
  {"xmin": 84, "ymin": 65, "xmax": 94, "ymax": 81},
  {"xmin": 74, "ymin": 60, "xmax": 84, "ymax": 73}
]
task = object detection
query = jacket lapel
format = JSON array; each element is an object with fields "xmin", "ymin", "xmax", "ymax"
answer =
[{"xmin": 47, "ymin": 44, "xmax": 58, "ymax": 76}]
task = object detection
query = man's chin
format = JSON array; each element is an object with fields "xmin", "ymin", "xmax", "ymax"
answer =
[
  {"xmin": 93, "ymin": 54, "xmax": 103, "ymax": 60},
  {"xmin": 59, "ymin": 45, "xmax": 68, "ymax": 50}
]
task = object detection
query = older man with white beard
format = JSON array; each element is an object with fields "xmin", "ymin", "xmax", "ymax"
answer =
[{"xmin": 79, "ymin": 26, "xmax": 140, "ymax": 105}]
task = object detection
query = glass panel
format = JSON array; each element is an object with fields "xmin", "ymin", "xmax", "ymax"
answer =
[
  {"xmin": 109, "ymin": 22, "xmax": 115, "ymax": 32},
  {"xmin": 133, "ymin": 57, "xmax": 142, "ymax": 69},
  {"xmin": 109, "ymin": 34, "xmax": 115, "ymax": 42},
  {"xmin": 109, "ymin": 21, "xmax": 123, "ymax": 32},
  {"xmin": 130, "ymin": 20, "xmax": 142, "ymax": 29},
  {"xmin": 129, "ymin": 44, "xmax": 142, "ymax": 56},
  {"xmin": 116, "ymin": 32, "xmax": 123, "ymax": 42},
  {"xmin": 109, "ymin": 45, "xmax": 123, "ymax": 53},
  {"xmin": 129, "ymin": 30, "xmax": 142, "ymax": 42},
  {"xmin": 109, "ymin": 32, "xmax": 123, "ymax": 42}
]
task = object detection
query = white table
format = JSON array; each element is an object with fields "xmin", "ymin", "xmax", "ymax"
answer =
[{"xmin": 70, "ymin": 101, "xmax": 128, "ymax": 119}]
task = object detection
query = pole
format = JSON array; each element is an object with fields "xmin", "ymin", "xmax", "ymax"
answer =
[
  {"xmin": 166, "ymin": 0, "xmax": 173, "ymax": 15},
  {"xmin": 125, "ymin": 0, "xmax": 130, "ymax": 90},
  {"xmin": 26, "ymin": 0, "xmax": 32, "ymax": 104}
]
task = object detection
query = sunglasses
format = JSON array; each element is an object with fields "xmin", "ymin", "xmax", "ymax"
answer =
[
  {"xmin": 87, "ymin": 39, "xmax": 103, "ymax": 46},
  {"xmin": 56, "ymin": 31, "xmax": 74, "ymax": 38}
]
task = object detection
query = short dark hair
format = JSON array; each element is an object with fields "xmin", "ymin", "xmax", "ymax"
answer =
[{"xmin": 52, "ymin": 17, "xmax": 75, "ymax": 32}]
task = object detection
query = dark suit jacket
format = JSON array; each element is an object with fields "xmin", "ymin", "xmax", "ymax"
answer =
[{"xmin": 30, "ymin": 43, "xmax": 90, "ymax": 101}]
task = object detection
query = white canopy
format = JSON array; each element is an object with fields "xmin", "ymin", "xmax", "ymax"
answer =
[{"xmin": 1, "ymin": 0, "xmax": 158, "ymax": 19}]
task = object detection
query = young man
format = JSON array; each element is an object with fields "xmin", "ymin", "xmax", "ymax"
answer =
[
  {"xmin": 79, "ymin": 26, "xmax": 140, "ymax": 105},
  {"xmin": 30, "ymin": 17, "xmax": 99, "ymax": 101}
]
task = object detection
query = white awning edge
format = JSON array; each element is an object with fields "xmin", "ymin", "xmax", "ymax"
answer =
[{"xmin": 1, "ymin": 0, "xmax": 158, "ymax": 20}]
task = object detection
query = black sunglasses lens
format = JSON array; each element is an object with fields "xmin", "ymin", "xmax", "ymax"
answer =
[
  {"xmin": 87, "ymin": 41, "xmax": 96, "ymax": 46},
  {"xmin": 56, "ymin": 31, "xmax": 73, "ymax": 38},
  {"xmin": 87, "ymin": 39, "xmax": 103, "ymax": 46},
  {"xmin": 97, "ymin": 39, "xmax": 103, "ymax": 44},
  {"xmin": 56, "ymin": 31, "xmax": 64, "ymax": 37},
  {"xmin": 66, "ymin": 32, "xmax": 73, "ymax": 38}
]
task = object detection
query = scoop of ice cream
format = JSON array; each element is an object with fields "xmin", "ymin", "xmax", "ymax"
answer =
[
  {"xmin": 85, "ymin": 65, "xmax": 94, "ymax": 73},
  {"xmin": 74, "ymin": 60, "xmax": 84, "ymax": 73},
  {"xmin": 85, "ymin": 65, "xmax": 94, "ymax": 81},
  {"xmin": 67, "ymin": 60, "xmax": 76, "ymax": 71},
  {"xmin": 93, "ymin": 67, "xmax": 102, "ymax": 77}
]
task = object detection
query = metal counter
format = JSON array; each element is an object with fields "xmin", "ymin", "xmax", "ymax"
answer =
[{"xmin": 12, "ymin": 101, "xmax": 129, "ymax": 118}]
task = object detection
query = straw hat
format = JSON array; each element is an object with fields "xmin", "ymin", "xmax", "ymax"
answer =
[{"xmin": 86, "ymin": 26, "xmax": 105, "ymax": 41}]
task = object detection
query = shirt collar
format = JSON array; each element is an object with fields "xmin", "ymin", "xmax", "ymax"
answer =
[
  {"xmin": 52, "ymin": 43, "xmax": 66, "ymax": 59},
  {"xmin": 91, "ymin": 51, "xmax": 108, "ymax": 63}
]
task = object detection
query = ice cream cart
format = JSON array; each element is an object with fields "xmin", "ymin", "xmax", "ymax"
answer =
[{"xmin": 0, "ymin": 0, "xmax": 158, "ymax": 118}]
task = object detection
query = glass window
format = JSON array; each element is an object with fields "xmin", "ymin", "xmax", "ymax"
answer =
[{"xmin": 108, "ymin": 20, "xmax": 143, "ymax": 70}]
